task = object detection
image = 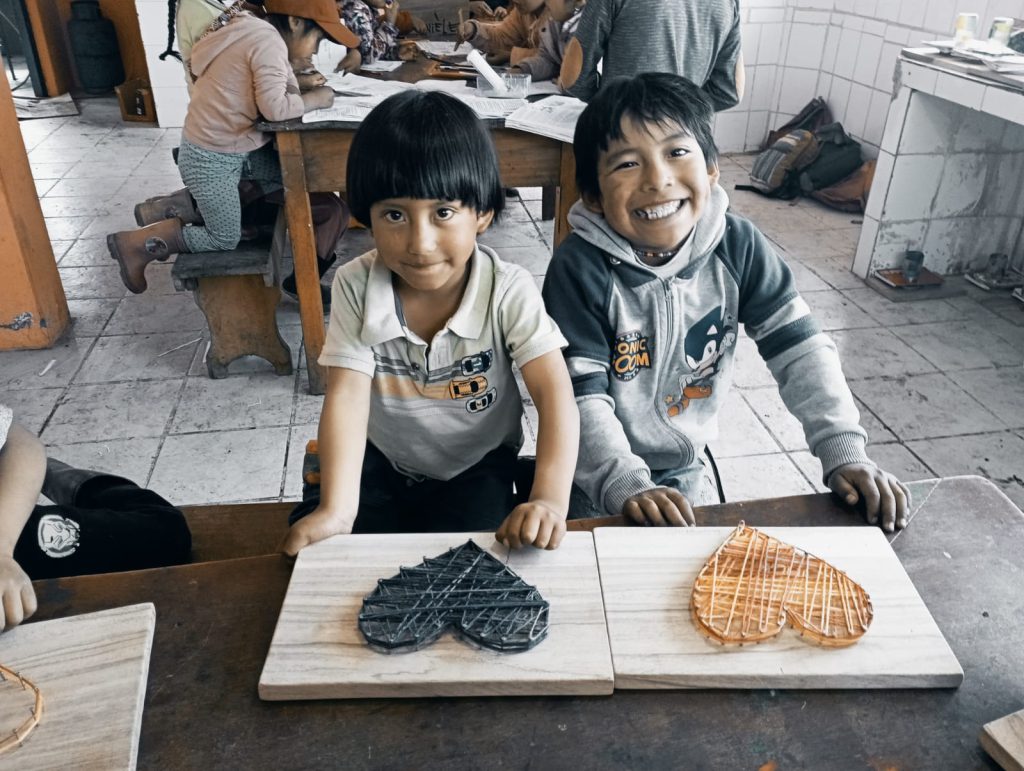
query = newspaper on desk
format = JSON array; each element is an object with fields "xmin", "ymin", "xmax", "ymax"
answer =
[
  {"xmin": 416, "ymin": 41, "xmax": 472, "ymax": 57},
  {"xmin": 302, "ymin": 95, "xmax": 388, "ymax": 123},
  {"xmin": 504, "ymin": 95, "xmax": 587, "ymax": 143},
  {"xmin": 325, "ymin": 72, "xmax": 415, "ymax": 97}
]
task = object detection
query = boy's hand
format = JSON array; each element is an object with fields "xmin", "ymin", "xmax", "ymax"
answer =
[
  {"xmin": 828, "ymin": 463, "xmax": 911, "ymax": 533},
  {"xmin": 383, "ymin": 0, "xmax": 400, "ymax": 26},
  {"xmin": 0, "ymin": 555, "xmax": 36, "ymax": 631},
  {"xmin": 336, "ymin": 49, "xmax": 363, "ymax": 74},
  {"xmin": 496, "ymin": 500, "xmax": 566, "ymax": 550},
  {"xmin": 280, "ymin": 506, "xmax": 356, "ymax": 557},
  {"xmin": 409, "ymin": 14, "xmax": 428, "ymax": 34},
  {"xmin": 295, "ymin": 70, "xmax": 327, "ymax": 92},
  {"xmin": 301, "ymin": 85, "xmax": 334, "ymax": 111},
  {"xmin": 622, "ymin": 487, "xmax": 695, "ymax": 527}
]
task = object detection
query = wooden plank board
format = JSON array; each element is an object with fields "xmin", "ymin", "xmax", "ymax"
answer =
[
  {"xmin": 260, "ymin": 532, "xmax": 614, "ymax": 699},
  {"xmin": 0, "ymin": 604, "xmax": 156, "ymax": 769},
  {"xmin": 981, "ymin": 707, "xmax": 1024, "ymax": 771},
  {"xmin": 593, "ymin": 527, "xmax": 963, "ymax": 689}
]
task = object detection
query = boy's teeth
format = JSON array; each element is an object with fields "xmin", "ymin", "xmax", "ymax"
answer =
[{"xmin": 635, "ymin": 201, "xmax": 682, "ymax": 220}]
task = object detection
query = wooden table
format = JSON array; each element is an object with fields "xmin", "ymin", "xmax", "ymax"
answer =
[
  {"xmin": 259, "ymin": 59, "xmax": 578, "ymax": 394},
  {"xmin": 30, "ymin": 476, "xmax": 1023, "ymax": 769}
]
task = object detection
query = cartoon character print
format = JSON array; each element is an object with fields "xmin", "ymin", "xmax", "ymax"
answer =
[
  {"xmin": 664, "ymin": 306, "xmax": 736, "ymax": 417},
  {"xmin": 37, "ymin": 512, "xmax": 81, "ymax": 558},
  {"xmin": 450, "ymin": 349, "xmax": 497, "ymax": 413}
]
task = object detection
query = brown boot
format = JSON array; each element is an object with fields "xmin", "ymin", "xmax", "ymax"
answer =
[
  {"xmin": 106, "ymin": 218, "xmax": 187, "ymax": 294},
  {"xmin": 134, "ymin": 188, "xmax": 202, "ymax": 227}
]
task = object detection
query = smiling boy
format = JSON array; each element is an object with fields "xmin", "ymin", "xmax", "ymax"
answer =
[{"xmin": 542, "ymin": 73, "xmax": 910, "ymax": 531}]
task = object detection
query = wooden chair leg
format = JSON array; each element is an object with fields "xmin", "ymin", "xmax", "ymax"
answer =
[
  {"xmin": 541, "ymin": 186, "xmax": 556, "ymax": 220},
  {"xmin": 192, "ymin": 275, "xmax": 293, "ymax": 378}
]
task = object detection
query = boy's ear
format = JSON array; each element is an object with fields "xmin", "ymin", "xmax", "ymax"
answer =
[
  {"xmin": 707, "ymin": 161, "xmax": 721, "ymax": 187},
  {"xmin": 581, "ymin": 190, "xmax": 604, "ymax": 215},
  {"xmin": 287, "ymin": 15, "xmax": 305, "ymax": 35},
  {"xmin": 475, "ymin": 209, "xmax": 495, "ymax": 234}
]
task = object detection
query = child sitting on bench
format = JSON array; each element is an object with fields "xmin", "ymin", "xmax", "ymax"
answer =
[
  {"xmin": 282, "ymin": 90, "xmax": 579, "ymax": 555},
  {"xmin": 106, "ymin": 0, "xmax": 355, "ymax": 300}
]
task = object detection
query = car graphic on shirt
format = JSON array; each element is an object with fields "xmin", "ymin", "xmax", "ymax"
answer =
[{"xmin": 449, "ymin": 376, "xmax": 488, "ymax": 399}]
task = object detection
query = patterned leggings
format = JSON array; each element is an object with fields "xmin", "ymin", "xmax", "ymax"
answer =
[{"xmin": 177, "ymin": 139, "xmax": 282, "ymax": 253}]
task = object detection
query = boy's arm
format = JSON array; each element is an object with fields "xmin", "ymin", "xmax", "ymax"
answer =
[
  {"xmin": 0, "ymin": 422, "xmax": 45, "ymax": 630},
  {"xmin": 250, "ymin": 33, "xmax": 311, "ymax": 121},
  {"xmin": 727, "ymin": 220, "xmax": 908, "ymax": 528},
  {"xmin": 701, "ymin": 0, "xmax": 743, "ymax": 111},
  {"xmin": 464, "ymin": 7, "xmax": 529, "ymax": 58},
  {"xmin": 561, "ymin": 0, "xmax": 614, "ymax": 101},
  {"xmin": 515, "ymin": 20, "xmax": 561, "ymax": 82},
  {"xmin": 496, "ymin": 351, "xmax": 579, "ymax": 549},
  {"xmin": 542, "ymin": 242, "xmax": 666, "ymax": 518},
  {"xmin": 281, "ymin": 367, "xmax": 371, "ymax": 556}
]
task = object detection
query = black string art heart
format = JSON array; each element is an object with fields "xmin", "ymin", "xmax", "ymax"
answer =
[{"xmin": 358, "ymin": 540, "xmax": 550, "ymax": 653}]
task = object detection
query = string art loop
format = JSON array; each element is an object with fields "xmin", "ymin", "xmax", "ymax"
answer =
[{"xmin": 0, "ymin": 663, "xmax": 44, "ymax": 755}]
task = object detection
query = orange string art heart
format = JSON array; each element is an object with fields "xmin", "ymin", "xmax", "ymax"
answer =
[{"xmin": 691, "ymin": 522, "xmax": 873, "ymax": 647}]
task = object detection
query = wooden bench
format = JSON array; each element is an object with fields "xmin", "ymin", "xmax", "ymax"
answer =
[{"xmin": 171, "ymin": 225, "xmax": 293, "ymax": 379}]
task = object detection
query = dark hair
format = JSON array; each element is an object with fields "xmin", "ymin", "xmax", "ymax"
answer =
[
  {"xmin": 347, "ymin": 90, "xmax": 505, "ymax": 227},
  {"xmin": 573, "ymin": 73, "xmax": 718, "ymax": 201},
  {"xmin": 263, "ymin": 13, "xmax": 319, "ymax": 38}
]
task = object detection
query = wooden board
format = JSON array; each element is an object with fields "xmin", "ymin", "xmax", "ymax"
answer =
[
  {"xmin": 0, "ymin": 604, "xmax": 156, "ymax": 769},
  {"xmin": 593, "ymin": 527, "xmax": 963, "ymax": 689},
  {"xmin": 981, "ymin": 707, "xmax": 1024, "ymax": 771},
  {"xmin": 259, "ymin": 532, "xmax": 614, "ymax": 699}
]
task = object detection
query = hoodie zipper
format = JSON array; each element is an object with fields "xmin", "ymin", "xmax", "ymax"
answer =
[{"xmin": 651, "ymin": 278, "xmax": 695, "ymax": 469}]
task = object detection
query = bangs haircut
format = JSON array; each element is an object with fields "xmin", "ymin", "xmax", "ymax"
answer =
[
  {"xmin": 573, "ymin": 73, "xmax": 718, "ymax": 200},
  {"xmin": 347, "ymin": 90, "xmax": 505, "ymax": 227}
]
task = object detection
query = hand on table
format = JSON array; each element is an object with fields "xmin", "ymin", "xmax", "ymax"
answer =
[
  {"xmin": 336, "ymin": 49, "xmax": 363, "ymax": 74},
  {"xmin": 622, "ymin": 487, "xmax": 695, "ymax": 527},
  {"xmin": 0, "ymin": 555, "xmax": 36, "ymax": 631},
  {"xmin": 409, "ymin": 14, "xmax": 427, "ymax": 34},
  {"xmin": 295, "ymin": 70, "xmax": 327, "ymax": 91},
  {"xmin": 301, "ymin": 85, "xmax": 335, "ymax": 111},
  {"xmin": 496, "ymin": 500, "xmax": 566, "ymax": 550},
  {"xmin": 828, "ymin": 463, "xmax": 911, "ymax": 533},
  {"xmin": 280, "ymin": 506, "xmax": 356, "ymax": 557}
]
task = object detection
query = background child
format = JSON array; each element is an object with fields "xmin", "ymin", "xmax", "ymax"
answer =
[
  {"xmin": 560, "ymin": 0, "xmax": 744, "ymax": 110},
  {"xmin": 335, "ymin": 0, "xmax": 407, "ymax": 72},
  {"xmin": 106, "ymin": 0, "xmax": 352, "ymax": 296},
  {"xmin": 542, "ymin": 73, "xmax": 910, "ymax": 532},
  {"xmin": 458, "ymin": 0, "xmax": 549, "ymax": 65},
  {"xmin": 0, "ymin": 404, "xmax": 191, "ymax": 631},
  {"xmin": 282, "ymin": 90, "xmax": 579, "ymax": 556},
  {"xmin": 514, "ymin": 0, "xmax": 585, "ymax": 85}
]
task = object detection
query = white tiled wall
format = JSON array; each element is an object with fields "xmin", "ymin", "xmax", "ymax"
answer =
[
  {"xmin": 854, "ymin": 61, "xmax": 1024, "ymax": 276},
  {"xmin": 716, "ymin": 0, "xmax": 1024, "ymax": 154}
]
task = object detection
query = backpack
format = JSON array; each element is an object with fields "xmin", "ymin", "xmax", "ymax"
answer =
[
  {"xmin": 810, "ymin": 159, "xmax": 876, "ymax": 213},
  {"xmin": 796, "ymin": 122, "xmax": 863, "ymax": 194},
  {"xmin": 741, "ymin": 129, "xmax": 821, "ymax": 199},
  {"xmin": 761, "ymin": 96, "xmax": 834, "ymax": 150}
]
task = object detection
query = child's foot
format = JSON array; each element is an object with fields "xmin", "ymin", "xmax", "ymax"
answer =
[
  {"xmin": 107, "ymin": 219, "xmax": 186, "ymax": 293},
  {"xmin": 134, "ymin": 188, "xmax": 202, "ymax": 227},
  {"xmin": 281, "ymin": 274, "xmax": 331, "ymax": 310}
]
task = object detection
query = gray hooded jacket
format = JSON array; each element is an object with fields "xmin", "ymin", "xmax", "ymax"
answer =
[{"xmin": 542, "ymin": 185, "xmax": 871, "ymax": 514}]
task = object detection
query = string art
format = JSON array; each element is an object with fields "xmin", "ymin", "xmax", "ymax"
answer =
[
  {"xmin": 692, "ymin": 522, "xmax": 873, "ymax": 647},
  {"xmin": 358, "ymin": 540, "xmax": 549, "ymax": 653},
  {"xmin": 0, "ymin": 663, "xmax": 44, "ymax": 755}
]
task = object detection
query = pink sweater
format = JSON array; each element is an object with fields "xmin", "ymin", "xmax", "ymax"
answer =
[{"xmin": 183, "ymin": 13, "xmax": 304, "ymax": 153}]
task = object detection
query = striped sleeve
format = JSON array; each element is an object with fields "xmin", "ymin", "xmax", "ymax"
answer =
[{"xmin": 718, "ymin": 217, "xmax": 871, "ymax": 480}]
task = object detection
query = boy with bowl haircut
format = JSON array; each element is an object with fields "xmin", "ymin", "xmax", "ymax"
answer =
[{"xmin": 543, "ymin": 73, "xmax": 909, "ymax": 531}]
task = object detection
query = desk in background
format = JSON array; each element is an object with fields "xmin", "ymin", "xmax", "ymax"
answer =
[
  {"xmin": 31, "ymin": 476, "xmax": 1024, "ymax": 769},
  {"xmin": 259, "ymin": 59, "xmax": 578, "ymax": 395}
]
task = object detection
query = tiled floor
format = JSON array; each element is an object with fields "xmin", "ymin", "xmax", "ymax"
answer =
[{"xmin": 5, "ymin": 97, "xmax": 1024, "ymax": 510}]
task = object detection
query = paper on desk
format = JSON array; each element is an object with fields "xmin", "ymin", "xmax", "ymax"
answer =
[
  {"xmin": 302, "ymin": 96, "xmax": 387, "ymax": 123},
  {"xmin": 359, "ymin": 60, "xmax": 404, "ymax": 73},
  {"xmin": 325, "ymin": 72, "xmax": 414, "ymax": 97},
  {"xmin": 416, "ymin": 40, "xmax": 472, "ymax": 57},
  {"xmin": 415, "ymin": 79, "xmax": 477, "ymax": 95},
  {"xmin": 529, "ymin": 79, "xmax": 564, "ymax": 95},
  {"xmin": 505, "ymin": 95, "xmax": 586, "ymax": 143},
  {"xmin": 455, "ymin": 95, "xmax": 528, "ymax": 118}
]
